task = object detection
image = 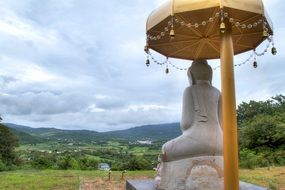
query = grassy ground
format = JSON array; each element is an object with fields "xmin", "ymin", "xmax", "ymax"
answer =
[
  {"xmin": 0, "ymin": 170, "xmax": 155, "ymax": 190},
  {"xmin": 0, "ymin": 167, "xmax": 284, "ymax": 190},
  {"xmin": 240, "ymin": 167, "xmax": 285, "ymax": 189}
]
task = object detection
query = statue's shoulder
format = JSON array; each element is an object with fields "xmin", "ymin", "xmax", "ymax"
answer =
[
  {"xmin": 183, "ymin": 86, "xmax": 194, "ymax": 94},
  {"xmin": 211, "ymin": 86, "xmax": 221, "ymax": 96},
  {"xmin": 183, "ymin": 86, "xmax": 194, "ymax": 98}
]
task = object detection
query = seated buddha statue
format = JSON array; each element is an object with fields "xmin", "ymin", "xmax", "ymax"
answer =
[{"xmin": 161, "ymin": 59, "xmax": 223, "ymax": 162}]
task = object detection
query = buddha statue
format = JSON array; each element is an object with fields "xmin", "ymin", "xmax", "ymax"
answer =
[{"xmin": 156, "ymin": 59, "xmax": 224, "ymax": 190}]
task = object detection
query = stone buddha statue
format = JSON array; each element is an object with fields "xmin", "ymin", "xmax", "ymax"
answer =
[
  {"xmin": 161, "ymin": 59, "xmax": 223, "ymax": 162},
  {"xmin": 156, "ymin": 59, "xmax": 224, "ymax": 190}
]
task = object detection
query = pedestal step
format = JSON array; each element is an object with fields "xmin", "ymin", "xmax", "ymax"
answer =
[{"xmin": 126, "ymin": 180, "xmax": 267, "ymax": 190}]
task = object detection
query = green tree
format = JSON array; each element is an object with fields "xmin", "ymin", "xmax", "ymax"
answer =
[
  {"xmin": 239, "ymin": 114, "xmax": 285, "ymax": 150},
  {"xmin": 121, "ymin": 156, "xmax": 150, "ymax": 170},
  {"xmin": 237, "ymin": 94, "xmax": 285, "ymax": 126},
  {"xmin": 0, "ymin": 124, "xmax": 19, "ymax": 165}
]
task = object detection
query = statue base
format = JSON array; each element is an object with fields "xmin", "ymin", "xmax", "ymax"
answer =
[
  {"xmin": 155, "ymin": 156, "xmax": 224, "ymax": 190},
  {"xmin": 126, "ymin": 180, "xmax": 267, "ymax": 190}
]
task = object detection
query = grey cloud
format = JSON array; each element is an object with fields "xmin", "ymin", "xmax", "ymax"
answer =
[
  {"xmin": 0, "ymin": 75, "xmax": 18, "ymax": 87},
  {"xmin": 0, "ymin": 91, "xmax": 92, "ymax": 115}
]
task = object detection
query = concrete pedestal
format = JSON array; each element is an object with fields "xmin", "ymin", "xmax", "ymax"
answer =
[{"xmin": 126, "ymin": 180, "xmax": 267, "ymax": 190}]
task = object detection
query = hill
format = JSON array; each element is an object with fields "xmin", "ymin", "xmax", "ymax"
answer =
[
  {"xmin": 103, "ymin": 123, "xmax": 181, "ymax": 141},
  {"xmin": 4, "ymin": 123, "xmax": 181, "ymax": 144}
]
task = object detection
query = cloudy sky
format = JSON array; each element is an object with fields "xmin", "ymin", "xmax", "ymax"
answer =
[{"xmin": 0, "ymin": 0, "xmax": 284, "ymax": 131}]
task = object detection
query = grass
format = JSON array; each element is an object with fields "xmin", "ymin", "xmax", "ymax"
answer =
[
  {"xmin": 0, "ymin": 170, "xmax": 155, "ymax": 190},
  {"xmin": 240, "ymin": 166, "xmax": 285, "ymax": 188},
  {"xmin": 0, "ymin": 167, "xmax": 284, "ymax": 190}
]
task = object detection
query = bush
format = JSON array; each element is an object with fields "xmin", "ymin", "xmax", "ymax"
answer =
[
  {"xmin": 0, "ymin": 160, "xmax": 7, "ymax": 171},
  {"xmin": 239, "ymin": 149, "xmax": 269, "ymax": 169},
  {"xmin": 32, "ymin": 155, "xmax": 53, "ymax": 169},
  {"xmin": 78, "ymin": 157, "xmax": 99, "ymax": 170}
]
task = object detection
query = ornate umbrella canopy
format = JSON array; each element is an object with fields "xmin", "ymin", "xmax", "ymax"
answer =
[{"xmin": 145, "ymin": 0, "xmax": 274, "ymax": 60}]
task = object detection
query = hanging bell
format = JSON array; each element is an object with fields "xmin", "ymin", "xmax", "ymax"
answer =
[
  {"xmin": 271, "ymin": 47, "xmax": 277, "ymax": 55},
  {"xmin": 262, "ymin": 30, "xmax": 268, "ymax": 38},
  {"xmin": 165, "ymin": 68, "xmax": 169, "ymax": 74},
  {"xmin": 220, "ymin": 22, "xmax": 226, "ymax": 33},
  {"xmin": 170, "ymin": 29, "xmax": 175, "ymax": 40},
  {"xmin": 144, "ymin": 43, "xmax": 149, "ymax": 53},
  {"xmin": 253, "ymin": 61, "xmax": 258, "ymax": 68},
  {"xmin": 146, "ymin": 58, "xmax": 150, "ymax": 67}
]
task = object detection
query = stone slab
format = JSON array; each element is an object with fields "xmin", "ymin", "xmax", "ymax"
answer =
[{"xmin": 126, "ymin": 180, "xmax": 267, "ymax": 190}]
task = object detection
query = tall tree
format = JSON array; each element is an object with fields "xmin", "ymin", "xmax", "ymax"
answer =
[{"xmin": 0, "ymin": 124, "xmax": 19, "ymax": 165}]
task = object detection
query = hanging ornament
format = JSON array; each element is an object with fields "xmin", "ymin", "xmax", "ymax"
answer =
[
  {"xmin": 146, "ymin": 54, "xmax": 150, "ymax": 67},
  {"xmin": 170, "ymin": 16, "xmax": 175, "ymax": 40},
  {"xmin": 165, "ymin": 67, "xmax": 169, "ymax": 74},
  {"xmin": 253, "ymin": 51, "xmax": 258, "ymax": 68},
  {"xmin": 262, "ymin": 30, "xmax": 268, "ymax": 38},
  {"xmin": 253, "ymin": 61, "xmax": 258, "ymax": 68},
  {"xmin": 144, "ymin": 43, "xmax": 149, "ymax": 53},
  {"xmin": 220, "ymin": 9, "xmax": 226, "ymax": 33},
  {"xmin": 220, "ymin": 22, "xmax": 226, "ymax": 33},
  {"xmin": 165, "ymin": 59, "xmax": 169, "ymax": 74},
  {"xmin": 170, "ymin": 29, "xmax": 175, "ymax": 39},
  {"xmin": 262, "ymin": 21, "xmax": 268, "ymax": 38},
  {"xmin": 146, "ymin": 58, "xmax": 150, "ymax": 67},
  {"xmin": 271, "ymin": 46, "xmax": 277, "ymax": 55}
]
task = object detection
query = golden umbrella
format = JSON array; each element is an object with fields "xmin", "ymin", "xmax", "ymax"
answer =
[
  {"xmin": 145, "ymin": 0, "xmax": 274, "ymax": 60},
  {"xmin": 145, "ymin": 0, "xmax": 276, "ymax": 189}
]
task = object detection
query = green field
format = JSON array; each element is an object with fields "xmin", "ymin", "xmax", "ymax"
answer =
[
  {"xmin": 0, "ymin": 170, "xmax": 155, "ymax": 190},
  {"xmin": 0, "ymin": 167, "xmax": 284, "ymax": 190}
]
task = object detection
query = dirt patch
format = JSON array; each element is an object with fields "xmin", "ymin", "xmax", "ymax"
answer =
[
  {"xmin": 79, "ymin": 175, "xmax": 154, "ymax": 190},
  {"xmin": 79, "ymin": 178, "xmax": 125, "ymax": 190}
]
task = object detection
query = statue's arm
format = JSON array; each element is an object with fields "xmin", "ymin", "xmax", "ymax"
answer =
[
  {"xmin": 218, "ymin": 93, "xmax": 223, "ymax": 130},
  {"xmin": 180, "ymin": 87, "xmax": 194, "ymax": 132}
]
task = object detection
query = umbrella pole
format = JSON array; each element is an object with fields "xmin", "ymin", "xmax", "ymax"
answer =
[{"xmin": 220, "ymin": 26, "xmax": 239, "ymax": 190}]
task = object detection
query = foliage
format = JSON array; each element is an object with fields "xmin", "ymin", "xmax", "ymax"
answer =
[
  {"xmin": 237, "ymin": 95, "xmax": 285, "ymax": 168},
  {"xmin": 119, "ymin": 156, "xmax": 151, "ymax": 171},
  {"xmin": 0, "ymin": 124, "xmax": 19, "ymax": 167},
  {"xmin": 237, "ymin": 94, "xmax": 285, "ymax": 125},
  {"xmin": 239, "ymin": 149, "xmax": 268, "ymax": 169},
  {"xmin": 239, "ymin": 114, "xmax": 285, "ymax": 150},
  {"xmin": 77, "ymin": 157, "xmax": 98, "ymax": 170}
]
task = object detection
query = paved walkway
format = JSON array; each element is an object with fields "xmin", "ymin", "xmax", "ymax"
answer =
[{"xmin": 126, "ymin": 180, "xmax": 268, "ymax": 190}]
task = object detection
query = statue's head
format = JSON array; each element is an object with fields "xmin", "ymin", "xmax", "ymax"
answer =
[{"xmin": 187, "ymin": 59, "xmax": 212, "ymax": 85}]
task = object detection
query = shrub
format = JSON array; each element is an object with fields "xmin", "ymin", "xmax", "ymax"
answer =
[{"xmin": 239, "ymin": 149, "xmax": 268, "ymax": 169}]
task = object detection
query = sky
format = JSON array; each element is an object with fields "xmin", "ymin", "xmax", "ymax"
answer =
[{"xmin": 0, "ymin": 0, "xmax": 284, "ymax": 132}]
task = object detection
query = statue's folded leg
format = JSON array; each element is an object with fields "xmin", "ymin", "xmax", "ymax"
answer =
[{"xmin": 162, "ymin": 135, "xmax": 201, "ymax": 162}]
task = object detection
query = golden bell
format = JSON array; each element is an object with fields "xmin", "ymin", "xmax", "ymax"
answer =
[
  {"xmin": 271, "ymin": 47, "xmax": 277, "ymax": 55},
  {"xmin": 165, "ymin": 68, "xmax": 169, "ymax": 74},
  {"xmin": 220, "ymin": 22, "xmax": 226, "ymax": 33},
  {"xmin": 262, "ymin": 30, "xmax": 268, "ymax": 38},
  {"xmin": 170, "ymin": 29, "xmax": 175, "ymax": 40},
  {"xmin": 253, "ymin": 61, "xmax": 258, "ymax": 68},
  {"xmin": 146, "ymin": 59, "xmax": 150, "ymax": 67},
  {"xmin": 144, "ymin": 44, "xmax": 149, "ymax": 53}
]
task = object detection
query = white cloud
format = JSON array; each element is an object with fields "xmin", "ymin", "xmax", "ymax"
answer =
[{"xmin": 0, "ymin": 0, "xmax": 284, "ymax": 131}]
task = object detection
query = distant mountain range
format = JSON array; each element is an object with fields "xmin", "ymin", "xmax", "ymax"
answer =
[{"xmin": 4, "ymin": 123, "xmax": 182, "ymax": 144}]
